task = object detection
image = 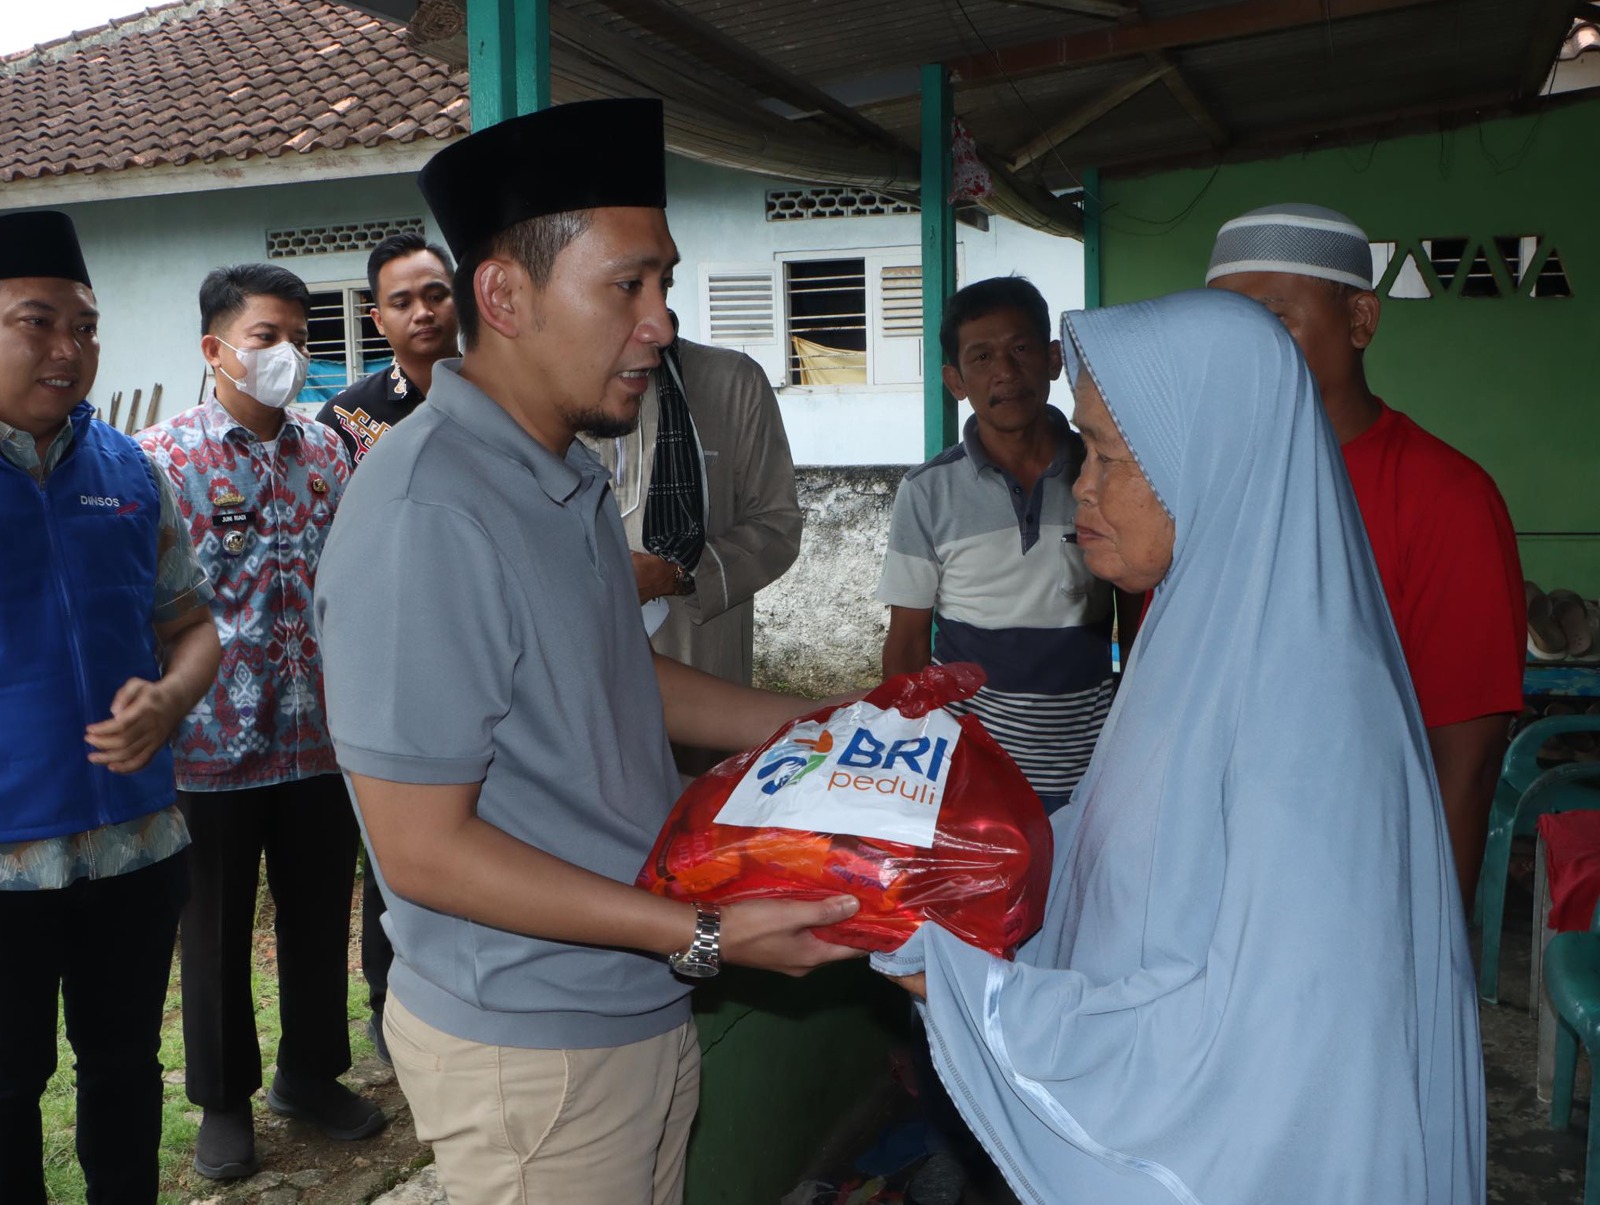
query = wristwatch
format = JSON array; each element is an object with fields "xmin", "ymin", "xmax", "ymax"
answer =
[
  {"xmin": 671, "ymin": 560, "xmax": 696, "ymax": 597},
  {"xmin": 668, "ymin": 902, "xmax": 722, "ymax": 979}
]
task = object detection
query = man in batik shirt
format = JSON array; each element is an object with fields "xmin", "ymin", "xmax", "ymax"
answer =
[{"xmin": 140, "ymin": 263, "xmax": 380, "ymax": 1181}]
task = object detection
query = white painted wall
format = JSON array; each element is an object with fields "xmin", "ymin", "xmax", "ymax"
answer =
[
  {"xmin": 33, "ymin": 171, "xmax": 440, "ymax": 425},
  {"xmin": 23, "ymin": 152, "xmax": 1083, "ymax": 463},
  {"xmin": 663, "ymin": 157, "xmax": 1085, "ymax": 466}
]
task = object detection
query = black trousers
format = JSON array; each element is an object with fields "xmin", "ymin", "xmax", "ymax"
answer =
[
  {"xmin": 178, "ymin": 775, "xmax": 358, "ymax": 1109},
  {"xmin": 0, "ymin": 853, "xmax": 188, "ymax": 1205},
  {"xmin": 359, "ymin": 848, "xmax": 391, "ymax": 1014}
]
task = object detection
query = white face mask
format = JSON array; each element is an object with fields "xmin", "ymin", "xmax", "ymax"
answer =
[{"xmin": 218, "ymin": 338, "xmax": 309, "ymax": 410}]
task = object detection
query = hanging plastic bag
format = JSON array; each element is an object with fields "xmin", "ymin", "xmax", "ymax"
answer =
[{"xmin": 637, "ymin": 663, "xmax": 1053, "ymax": 957}]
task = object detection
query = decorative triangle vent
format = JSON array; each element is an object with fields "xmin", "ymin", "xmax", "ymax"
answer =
[
  {"xmin": 1371, "ymin": 235, "xmax": 1571, "ymax": 300},
  {"xmin": 1381, "ymin": 242, "xmax": 1437, "ymax": 299},
  {"xmin": 1526, "ymin": 242, "xmax": 1573, "ymax": 298},
  {"xmin": 1456, "ymin": 239, "xmax": 1512, "ymax": 298}
]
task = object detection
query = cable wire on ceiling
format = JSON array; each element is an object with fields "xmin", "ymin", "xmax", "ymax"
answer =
[
  {"xmin": 1475, "ymin": 18, "xmax": 1558, "ymax": 176},
  {"xmin": 944, "ymin": 0, "xmax": 1232, "ymax": 234},
  {"xmin": 948, "ymin": 0, "xmax": 1091, "ymax": 197}
]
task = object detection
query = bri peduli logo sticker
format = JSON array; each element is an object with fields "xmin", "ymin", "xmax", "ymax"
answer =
[{"xmin": 715, "ymin": 701, "xmax": 962, "ymax": 848}]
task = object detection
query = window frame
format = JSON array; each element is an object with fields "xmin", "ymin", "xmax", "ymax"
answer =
[
  {"xmin": 700, "ymin": 243, "xmax": 963, "ymax": 392},
  {"xmin": 302, "ymin": 278, "xmax": 391, "ymax": 398}
]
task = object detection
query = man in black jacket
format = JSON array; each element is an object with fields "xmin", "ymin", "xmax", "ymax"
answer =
[{"xmin": 317, "ymin": 232, "xmax": 457, "ymax": 468}]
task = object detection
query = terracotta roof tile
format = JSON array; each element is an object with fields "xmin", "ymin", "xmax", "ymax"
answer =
[{"xmin": 0, "ymin": 0, "xmax": 470, "ymax": 183}]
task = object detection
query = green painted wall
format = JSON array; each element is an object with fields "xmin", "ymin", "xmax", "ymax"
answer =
[
  {"xmin": 685, "ymin": 962, "xmax": 904, "ymax": 1204},
  {"xmin": 1099, "ymin": 96, "xmax": 1600, "ymax": 594}
]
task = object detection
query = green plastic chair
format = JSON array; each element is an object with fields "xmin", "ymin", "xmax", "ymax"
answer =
[
  {"xmin": 1476, "ymin": 716, "xmax": 1600, "ymax": 1003},
  {"xmin": 1545, "ymin": 893, "xmax": 1600, "ymax": 1205}
]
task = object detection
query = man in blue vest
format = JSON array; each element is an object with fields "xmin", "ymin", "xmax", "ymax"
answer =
[{"xmin": 0, "ymin": 209, "xmax": 220, "ymax": 1204}]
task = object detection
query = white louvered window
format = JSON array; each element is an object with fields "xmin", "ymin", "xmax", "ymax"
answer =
[
  {"xmin": 706, "ymin": 268, "xmax": 777, "ymax": 343},
  {"xmin": 881, "ymin": 265, "xmax": 923, "ymax": 336},
  {"xmin": 874, "ymin": 263, "xmax": 923, "ymax": 385},
  {"xmin": 700, "ymin": 263, "xmax": 785, "ymax": 384},
  {"xmin": 701, "ymin": 248, "xmax": 942, "ymax": 389}
]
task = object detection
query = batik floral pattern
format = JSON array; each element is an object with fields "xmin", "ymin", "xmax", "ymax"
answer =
[{"xmin": 139, "ymin": 397, "xmax": 351, "ymax": 790}]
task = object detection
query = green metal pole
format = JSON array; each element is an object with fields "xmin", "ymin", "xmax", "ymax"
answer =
[
  {"xmin": 920, "ymin": 63, "xmax": 957, "ymax": 460},
  {"xmin": 518, "ymin": 0, "xmax": 550, "ymax": 112},
  {"xmin": 468, "ymin": 0, "xmax": 549, "ymax": 127},
  {"xmin": 1082, "ymin": 166, "xmax": 1102, "ymax": 310}
]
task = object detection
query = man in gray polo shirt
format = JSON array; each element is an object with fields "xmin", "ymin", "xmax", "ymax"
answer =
[{"xmin": 314, "ymin": 99, "xmax": 860, "ymax": 1204}]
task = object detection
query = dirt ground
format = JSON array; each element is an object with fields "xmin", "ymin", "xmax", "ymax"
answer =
[
  {"xmin": 173, "ymin": 1071, "xmax": 428, "ymax": 1205},
  {"xmin": 170, "ymin": 882, "xmax": 433, "ymax": 1205},
  {"xmin": 168, "ymin": 856, "xmax": 1593, "ymax": 1205}
]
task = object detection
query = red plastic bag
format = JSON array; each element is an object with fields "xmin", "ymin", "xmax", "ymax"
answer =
[{"xmin": 637, "ymin": 663, "xmax": 1053, "ymax": 957}]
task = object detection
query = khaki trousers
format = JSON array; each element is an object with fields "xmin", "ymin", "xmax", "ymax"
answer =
[{"xmin": 385, "ymin": 996, "xmax": 700, "ymax": 1205}]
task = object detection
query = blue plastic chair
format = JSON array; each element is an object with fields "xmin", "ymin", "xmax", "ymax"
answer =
[
  {"xmin": 1477, "ymin": 716, "xmax": 1600, "ymax": 1002},
  {"xmin": 1545, "ymin": 894, "xmax": 1600, "ymax": 1205}
]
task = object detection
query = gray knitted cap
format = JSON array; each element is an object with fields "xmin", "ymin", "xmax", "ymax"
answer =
[{"xmin": 1206, "ymin": 203, "xmax": 1373, "ymax": 290}]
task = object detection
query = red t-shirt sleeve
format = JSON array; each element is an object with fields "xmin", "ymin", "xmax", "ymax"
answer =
[{"xmin": 1394, "ymin": 460, "xmax": 1525, "ymax": 728}]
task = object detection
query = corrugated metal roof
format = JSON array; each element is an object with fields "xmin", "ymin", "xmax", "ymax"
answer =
[
  {"xmin": 563, "ymin": 0, "xmax": 1111, "ymax": 85},
  {"xmin": 480, "ymin": 1, "xmax": 1568, "ymax": 202},
  {"xmin": 14, "ymin": 0, "xmax": 1565, "ymax": 234},
  {"xmin": 419, "ymin": 0, "xmax": 1591, "ymax": 230},
  {"xmin": 736, "ymin": 0, "xmax": 1576, "ymax": 186}
]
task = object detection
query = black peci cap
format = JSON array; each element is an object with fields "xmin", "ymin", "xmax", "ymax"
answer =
[
  {"xmin": 0, "ymin": 209, "xmax": 92, "ymax": 287},
  {"xmin": 418, "ymin": 97, "xmax": 667, "ymax": 262}
]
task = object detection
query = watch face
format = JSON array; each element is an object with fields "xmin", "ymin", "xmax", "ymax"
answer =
[{"xmin": 669, "ymin": 952, "xmax": 719, "ymax": 979}]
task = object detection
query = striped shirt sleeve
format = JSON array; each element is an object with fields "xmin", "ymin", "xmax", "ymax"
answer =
[{"xmin": 877, "ymin": 473, "xmax": 940, "ymax": 609}]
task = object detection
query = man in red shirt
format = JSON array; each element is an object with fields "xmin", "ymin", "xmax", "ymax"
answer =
[{"xmin": 1208, "ymin": 203, "xmax": 1524, "ymax": 908}]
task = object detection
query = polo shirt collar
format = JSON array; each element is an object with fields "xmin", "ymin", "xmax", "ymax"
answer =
[
  {"xmin": 426, "ymin": 359, "xmax": 598, "ymax": 506},
  {"xmin": 0, "ymin": 403, "xmax": 83, "ymax": 479},
  {"xmin": 961, "ymin": 404, "xmax": 1077, "ymax": 481}
]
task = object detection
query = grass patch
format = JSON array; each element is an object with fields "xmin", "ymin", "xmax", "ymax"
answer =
[{"xmin": 39, "ymin": 868, "xmax": 375, "ymax": 1204}]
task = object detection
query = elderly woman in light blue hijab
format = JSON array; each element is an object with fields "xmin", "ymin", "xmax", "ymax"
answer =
[{"xmin": 874, "ymin": 289, "xmax": 1484, "ymax": 1204}]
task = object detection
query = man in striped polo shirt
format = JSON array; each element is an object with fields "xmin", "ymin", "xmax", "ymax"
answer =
[{"xmin": 879, "ymin": 276, "xmax": 1134, "ymax": 816}]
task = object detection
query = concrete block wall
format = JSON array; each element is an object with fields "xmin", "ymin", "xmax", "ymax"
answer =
[{"xmin": 753, "ymin": 466, "xmax": 906, "ymax": 696}]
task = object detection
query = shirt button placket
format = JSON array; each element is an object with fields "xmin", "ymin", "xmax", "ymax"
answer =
[{"xmin": 268, "ymin": 444, "xmax": 293, "ymax": 777}]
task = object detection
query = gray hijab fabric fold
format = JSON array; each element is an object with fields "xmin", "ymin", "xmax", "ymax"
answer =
[{"xmin": 874, "ymin": 289, "xmax": 1483, "ymax": 1204}]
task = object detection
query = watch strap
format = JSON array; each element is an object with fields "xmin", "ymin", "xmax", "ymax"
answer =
[{"xmin": 668, "ymin": 901, "xmax": 722, "ymax": 977}]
